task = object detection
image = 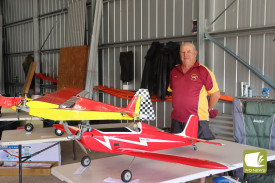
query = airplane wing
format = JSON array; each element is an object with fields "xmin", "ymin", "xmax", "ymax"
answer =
[
  {"xmin": 34, "ymin": 88, "xmax": 82, "ymax": 105},
  {"xmin": 115, "ymin": 148, "xmax": 228, "ymax": 169},
  {"xmin": 0, "ymin": 95, "xmax": 24, "ymax": 108}
]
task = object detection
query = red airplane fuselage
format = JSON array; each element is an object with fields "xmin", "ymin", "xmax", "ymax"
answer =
[{"xmin": 80, "ymin": 123, "xmax": 193, "ymax": 154}]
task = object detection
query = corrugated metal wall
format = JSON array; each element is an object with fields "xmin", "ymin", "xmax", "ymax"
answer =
[{"xmin": 3, "ymin": 0, "xmax": 33, "ymax": 96}]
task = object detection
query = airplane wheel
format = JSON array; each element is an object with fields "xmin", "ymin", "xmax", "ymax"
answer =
[
  {"xmin": 193, "ymin": 145, "xmax": 197, "ymax": 151},
  {"xmin": 25, "ymin": 123, "xmax": 34, "ymax": 132},
  {"xmin": 121, "ymin": 169, "xmax": 132, "ymax": 182},
  {"xmin": 81, "ymin": 156, "xmax": 91, "ymax": 167},
  {"xmin": 55, "ymin": 129, "xmax": 64, "ymax": 136}
]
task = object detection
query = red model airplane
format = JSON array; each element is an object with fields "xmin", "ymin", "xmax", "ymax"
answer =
[{"xmin": 54, "ymin": 115, "xmax": 228, "ymax": 182}]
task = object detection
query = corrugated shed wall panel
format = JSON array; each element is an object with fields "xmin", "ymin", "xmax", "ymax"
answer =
[
  {"xmin": 114, "ymin": 48, "xmax": 121, "ymax": 90},
  {"xmin": 238, "ymin": 0, "xmax": 251, "ymax": 29},
  {"xmin": 4, "ymin": 23, "xmax": 34, "ymax": 53},
  {"xmin": 183, "ymin": 0, "xmax": 193, "ymax": 35},
  {"xmin": 108, "ymin": 48, "xmax": 115, "ymax": 88},
  {"xmin": 165, "ymin": 0, "xmax": 173, "ymax": 37},
  {"xmin": 205, "ymin": 0, "xmax": 213, "ymax": 32},
  {"xmin": 236, "ymin": 36, "xmax": 250, "ymax": 89},
  {"xmin": 112, "ymin": 1, "xmax": 120, "ymax": 42},
  {"xmin": 65, "ymin": 0, "xmax": 86, "ymax": 47},
  {"xmin": 226, "ymin": 0, "xmax": 237, "ymax": 30},
  {"xmin": 213, "ymin": 38, "xmax": 225, "ymax": 92},
  {"xmin": 205, "ymin": 40, "xmax": 213, "ymax": 70},
  {"xmin": 141, "ymin": 1, "xmax": 149, "ymax": 39},
  {"xmin": 251, "ymin": 0, "xmax": 265, "ymax": 27},
  {"xmin": 127, "ymin": 0, "xmax": 134, "ymax": 41},
  {"xmin": 134, "ymin": 46, "xmax": 142, "ymax": 90},
  {"xmin": 39, "ymin": 0, "xmax": 70, "ymax": 15},
  {"xmin": 264, "ymin": 34, "xmax": 275, "ymax": 95},
  {"xmin": 102, "ymin": 2, "xmax": 108, "ymax": 43},
  {"xmin": 264, "ymin": 34, "xmax": 275, "ymax": 83},
  {"xmin": 149, "ymin": 0, "xmax": 157, "ymax": 39},
  {"xmin": 174, "ymin": 0, "xmax": 184, "ymax": 36},
  {"xmin": 224, "ymin": 38, "xmax": 237, "ymax": 97},
  {"xmin": 156, "ymin": 0, "xmax": 165, "ymax": 38},
  {"xmin": 40, "ymin": 16, "xmax": 66, "ymax": 50},
  {"xmin": 212, "ymin": 0, "xmax": 226, "ymax": 32},
  {"xmin": 193, "ymin": 0, "xmax": 199, "ymax": 19},
  {"xmin": 134, "ymin": 0, "xmax": 141, "ymax": 40},
  {"xmin": 266, "ymin": 0, "xmax": 275, "ymax": 25},
  {"xmin": 250, "ymin": 35, "xmax": 264, "ymax": 95},
  {"xmin": 4, "ymin": 55, "xmax": 25, "ymax": 95},
  {"xmin": 3, "ymin": 0, "xmax": 33, "ymax": 24},
  {"xmin": 120, "ymin": 1, "xmax": 128, "ymax": 42},
  {"xmin": 108, "ymin": 2, "xmax": 115, "ymax": 43}
]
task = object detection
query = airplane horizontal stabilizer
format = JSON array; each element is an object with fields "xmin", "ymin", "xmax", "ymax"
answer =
[
  {"xmin": 192, "ymin": 138, "xmax": 224, "ymax": 146},
  {"xmin": 115, "ymin": 148, "xmax": 228, "ymax": 169}
]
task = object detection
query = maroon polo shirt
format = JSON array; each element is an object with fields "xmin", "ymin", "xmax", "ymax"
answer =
[{"xmin": 169, "ymin": 61, "xmax": 219, "ymax": 122}]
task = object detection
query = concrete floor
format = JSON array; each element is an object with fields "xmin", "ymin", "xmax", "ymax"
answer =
[{"xmin": 0, "ymin": 139, "xmax": 218, "ymax": 183}]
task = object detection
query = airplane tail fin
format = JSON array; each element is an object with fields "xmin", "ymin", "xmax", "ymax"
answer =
[
  {"xmin": 177, "ymin": 115, "xmax": 224, "ymax": 146},
  {"xmin": 177, "ymin": 115, "xmax": 199, "ymax": 138},
  {"xmin": 126, "ymin": 89, "xmax": 155, "ymax": 121}
]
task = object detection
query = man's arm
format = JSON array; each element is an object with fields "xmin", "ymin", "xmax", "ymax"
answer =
[{"xmin": 208, "ymin": 90, "xmax": 220, "ymax": 109}]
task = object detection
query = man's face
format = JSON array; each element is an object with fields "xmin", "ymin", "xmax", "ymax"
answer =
[{"xmin": 179, "ymin": 44, "xmax": 197, "ymax": 66}]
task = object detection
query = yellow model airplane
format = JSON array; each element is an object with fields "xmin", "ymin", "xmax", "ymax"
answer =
[{"xmin": 1, "ymin": 88, "xmax": 155, "ymax": 131}]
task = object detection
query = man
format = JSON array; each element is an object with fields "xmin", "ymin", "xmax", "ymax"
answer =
[{"xmin": 168, "ymin": 42, "xmax": 220, "ymax": 140}]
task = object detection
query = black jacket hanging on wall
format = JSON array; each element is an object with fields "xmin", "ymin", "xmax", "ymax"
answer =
[
  {"xmin": 140, "ymin": 41, "xmax": 181, "ymax": 100},
  {"xmin": 119, "ymin": 51, "xmax": 134, "ymax": 82}
]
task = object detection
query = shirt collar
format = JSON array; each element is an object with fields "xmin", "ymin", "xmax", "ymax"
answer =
[{"xmin": 176, "ymin": 60, "xmax": 200, "ymax": 72}]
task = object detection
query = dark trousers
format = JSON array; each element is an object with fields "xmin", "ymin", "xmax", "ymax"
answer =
[{"xmin": 171, "ymin": 118, "xmax": 213, "ymax": 140}]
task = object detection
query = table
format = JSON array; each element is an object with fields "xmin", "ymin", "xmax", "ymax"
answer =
[
  {"xmin": 0, "ymin": 127, "xmax": 68, "ymax": 145},
  {"xmin": 51, "ymin": 139, "xmax": 275, "ymax": 183},
  {"xmin": 0, "ymin": 127, "xmax": 70, "ymax": 183},
  {"xmin": 0, "ymin": 111, "xmax": 40, "ymax": 121}
]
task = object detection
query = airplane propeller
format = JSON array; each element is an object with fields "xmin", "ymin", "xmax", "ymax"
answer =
[{"xmin": 62, "ymin": 121, "xmax": 88, "ymax": 154}]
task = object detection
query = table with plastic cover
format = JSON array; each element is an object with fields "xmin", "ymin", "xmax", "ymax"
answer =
[{"xmin": 51, "ymin": 139, "xmax": 275, "ymax": 183}]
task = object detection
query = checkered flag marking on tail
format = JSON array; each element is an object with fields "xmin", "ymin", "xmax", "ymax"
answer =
[{"xmin": 135, "ymin": 89, "xmax": 155, "ymax": 121}]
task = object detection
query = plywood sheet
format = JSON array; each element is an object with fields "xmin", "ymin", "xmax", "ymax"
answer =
[{"xmin": 57, "ymin": 46, "xmax": 88, "ymax": 90}]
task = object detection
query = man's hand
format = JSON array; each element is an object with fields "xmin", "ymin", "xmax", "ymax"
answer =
[{"xmin": 209, "ymin": 109, "xmax": 218, "ymax": 118}]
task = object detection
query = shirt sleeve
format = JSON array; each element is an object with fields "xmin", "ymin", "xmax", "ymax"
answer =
[
  {"xmin": 200, "ymin": 65, "xmax": 219, "ymax": 94},
  {"xmin": 168, "ymin": 70, "xmax": 174, "ymax": 91},
  {"xmin": 206, "ymin": 69, "xmax": 219, "ymax": 94}
]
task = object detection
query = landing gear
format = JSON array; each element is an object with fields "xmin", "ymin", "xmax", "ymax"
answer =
[
  {"xmin": 25, "ymin": 123, "xmax": 34, "ymax": 132},
  {"xmin": 81, "ymin": 156, "xmax": 91, "ymax": 167},
  {"xmin": 55, "ymin": 129, "xmax": 64, "ymax": 136},
  {"xmin": 121, "ymin": 169, "xmax": 132, "ymax": 182},
  {"xmin": 193, "ymin": 144, "xmax": 197, "ymax": 151}
]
